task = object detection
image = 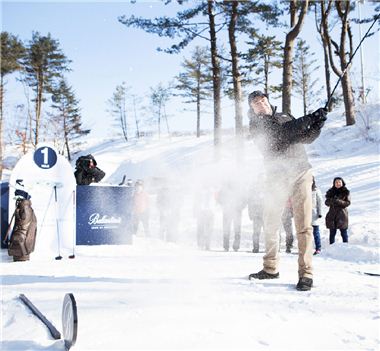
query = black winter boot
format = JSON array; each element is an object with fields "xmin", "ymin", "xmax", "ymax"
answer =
[
  {"xmin": 249, "ymin": 270, "xmax": 279, "ymax": 280},
  {"xmin": 296, "ymin": 277, "xmax": 313, "ymax": 291},
  {"xmin": 252, "ymin": 246, "xmax": 259, "ymax": 253}
]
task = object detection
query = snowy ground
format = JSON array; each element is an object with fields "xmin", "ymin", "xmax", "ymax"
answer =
[{"xmin": 1, "ymin": 104, "xmax": 380, "ymax": 350}]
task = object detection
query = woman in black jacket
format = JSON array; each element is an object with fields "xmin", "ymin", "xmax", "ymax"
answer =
[{"xmin": 325, "ymin": 177, "xmax": 351, "ymax": 244}]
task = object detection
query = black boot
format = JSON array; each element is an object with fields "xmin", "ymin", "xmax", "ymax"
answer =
[
  {"xmin": 249, "ymin": 270, "xmax": 279, "ymax": 280},
  {"xmin": 296, "ymin": 277, "xmax": 313, "ymax": 291}
]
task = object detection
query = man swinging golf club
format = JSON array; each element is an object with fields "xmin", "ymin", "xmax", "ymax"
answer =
[{"xmin": 247, "ymin": 91, "xmax": 327, "ymax": 291}]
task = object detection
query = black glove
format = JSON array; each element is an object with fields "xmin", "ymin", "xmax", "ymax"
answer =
[
  {"xmin": 318, "ymin": 215, "xmax": 322, "ymax": 218},
  {"xmin": 311, "ymin": 108, "xmax": 328, "ymax": 122},
  {"xmin": 309, "ymin": 108, "xmax": 328, "ymax": 130}
]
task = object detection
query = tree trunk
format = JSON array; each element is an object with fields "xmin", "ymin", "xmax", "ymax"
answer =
[
  {"xmin": 122, "ymin": 95, "xmax": 128, "ymax": 142},
  {"xmin": 317, "ymin": 1, "xmax": 333, "ymax": 111},
  {"xmin": 322, "ymin": 40, "xmax": 333, "ymax": 111},
  {"xmin": 337, "ymin": 1, "xmax": 355, "ymax": 125},
  {"xmin": 325, "ymin": 1, "xmax": 355, "ymax": 125},
  {"xmin": 341, "ymin": 72, "xmax": 355, "ymax": 125},
  {"xmin": 196, "ymin": 81, "xmax": 201, "ymax": 138},
  {"xmin": 264, "ymin": 56, "xmax": 269, "ymax": 96},
  {"xmin": 227, "ymin": 1, "xmax": 243, "ymax": 138},
  {"xmin": 282, "ymin": 0, "xmax": 309, "ymax": 114},
  {"xmin": 35, "ymin": 76, "xmax": 43, "ymax": 147},
  {"xmin": 208, "ymin": 0, "xmax": 222, "ymax": 149},
  {"xmin": 62, "ymin": 112, "xmax": 70, "ymax": 160},
  {"xmin": 133, "ymin": 96, "xmax": 140, "ymax": 138}
]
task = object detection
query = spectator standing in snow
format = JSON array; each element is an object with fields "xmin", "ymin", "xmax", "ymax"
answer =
[
  {"xmin": 247, "ymin": 90, "xmax": 327, "ymax": 291},
  {"xmin": 132, "ymin": 180, "xmax": 150, "ymax": 237},
  {"xmin": 325, "ymin": 177, "xmax": 351, "ymax": 244},
  {"xmin": 311, "ymin": 177, "xmax": 323, "ymax": 255},
  {"xmin": 281, "ymin": 198, "xmax": 294, "ymax": 253},
  {"xmin": 156, "ymin": 184, "xmax": 182, "ymax": 242},
  {"xmin": 74, "ymin": 154, "xmax": 105, "ymax": 185},
  {"xmin": 248, "ymin": 178, "xmax": 264, "ymax": 253},
  {"xmin": 216, "ymin": 180, "xmax": 247, "ymax": 252},
  {"xmin": 193, "ymin": 184, "xmax": 215, "ymax": 250}
]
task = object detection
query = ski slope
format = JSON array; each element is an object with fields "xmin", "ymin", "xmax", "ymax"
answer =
[{"xmin": 1, "ymin": 104, "xmax": 379, "ymax": 350}]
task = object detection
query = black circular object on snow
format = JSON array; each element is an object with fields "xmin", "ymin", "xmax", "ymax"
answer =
[{"xmin": 62, "ymin": 293, "xmax": 78, "ymax": 350}]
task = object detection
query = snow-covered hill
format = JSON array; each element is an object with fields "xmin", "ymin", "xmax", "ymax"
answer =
[{"xmin": 1, "ymin": 104, "xmax": 379, "ymax": 350}]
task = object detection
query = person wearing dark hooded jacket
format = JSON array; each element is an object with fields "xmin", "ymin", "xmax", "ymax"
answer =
[
  {"xmin": 325, "ymin": 177, "xmax": 350, "ymax": 244},
  {"xmin": 74, "ymin": 154, "xmax": 105, "ymax": 185},
  {"xmin": 247, "ymin": 90, "xmax": 327, "ymax": 291}
]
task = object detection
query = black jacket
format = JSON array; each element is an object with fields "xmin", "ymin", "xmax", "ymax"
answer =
[
  {"xmin": 74, "ymin": 154, "xmax": 105, "ymax": 185},
  {"xmin": 325, "ymin": 185, "xmax": 350, "ymax": 230},
  {"xmin": 248, "ymin": 108, "xmax": 322, "ymax": 178}
]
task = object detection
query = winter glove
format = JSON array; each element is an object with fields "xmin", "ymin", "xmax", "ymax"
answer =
[
  {"xmin": 311, "ymin": 108, "xmax": 328, "ymax": 122},
  {"xmin": 310, "ymin": 108, "xmax": 328, "ymax": 129},
  {"xmin": 318, "ymin": 215, "xmax": 322, "ymax": 218}
]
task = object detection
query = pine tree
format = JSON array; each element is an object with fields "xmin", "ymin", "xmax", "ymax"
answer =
[
  {"xmin": 108, "ymin": 82, "xmax": 130, "ymax": 142},
  {"xmin": 321, "ymin": 1, "xmax": 356, "ymax": 125},
  {"xmin": 51, "ymin": 79, "xmax": 89, "ymax": 160},
  {"xmin": 175, "ymin": 46, "xmax": 212, "ymax": 137},
  {"xmin": 0, "ymin": 32, "xmax": 25, "ymax": 178},
  {"xmin": 150, "ymin": 83, "xmax": 171, "ymax": 139},
  {"xmin": 21, "ymin": 32, "xmax": 70, "ymax": 146},
  {"xmin": 221, "ymin": 1, "xmax": 281, "ymax": 137},
  {"xmin": 293, "ymin": 39, "xmax": 321, "ymax": 115},
  {"xmin": 119, "ymin": 2, "xmax": 224, "ymax": 147},
  {"xmin": 245, "ymin": 33, "xmax": 283, "ymax": 97}
]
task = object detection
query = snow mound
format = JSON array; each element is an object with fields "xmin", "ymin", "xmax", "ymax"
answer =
[{"xmin": 323, "ymin": 242, "xmax": 380, "ymax": 264}]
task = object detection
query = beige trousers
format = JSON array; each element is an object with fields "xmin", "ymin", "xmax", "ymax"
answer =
[{"xmin": 262, "ymin": 169, "xmax": 313, "ymax": 278}]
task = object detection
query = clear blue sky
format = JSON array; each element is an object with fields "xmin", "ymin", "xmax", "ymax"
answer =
[{"xmin": 1, "ymin": 1, "xmax": 379, "ymax": 139}]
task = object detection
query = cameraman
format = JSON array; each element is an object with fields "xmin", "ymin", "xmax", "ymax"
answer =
[{"xmin": 74, "ymin": 154, "xmax": 105, "ymax": 185}]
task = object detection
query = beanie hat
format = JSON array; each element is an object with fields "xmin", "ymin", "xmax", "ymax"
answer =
[{"xmin": 248, "ymin": 90, "xmax": 268, "ymax": 103}]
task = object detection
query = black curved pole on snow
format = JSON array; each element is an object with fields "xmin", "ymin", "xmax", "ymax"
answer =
[{"xmin": 325, "ymin": 13, "xmax": 380, "ymax": 110}]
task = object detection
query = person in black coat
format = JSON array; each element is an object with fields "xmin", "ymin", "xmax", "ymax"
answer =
[
  {"xmin": 216, "ymin": 180, "xmax": 247, "ymax": 252},
  {"xmin": 325, "ymin": 177, "xmax": 351, "ymax": 244},
  {"xmin": 74, "ymin": 154, "xmax": 105, "ymax": 185},
  {"xmin": 247, "ymin": 90, "xmax": 327, "ymax": 291}
]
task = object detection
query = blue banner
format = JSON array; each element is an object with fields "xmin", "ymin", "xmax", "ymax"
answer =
[
  {"xmin": 1, "ymin": 182, "xmax": 9, "ymax": 249},
  {"xmin": 76, "ymin": 185, "xmax": 133, "ymax": 245}
]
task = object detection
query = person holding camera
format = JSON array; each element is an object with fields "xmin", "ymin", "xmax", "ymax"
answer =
[
  {"xmin": 247, "ymin": 90, "xmax": 327, "ymax": 291},
  {"xmin": 74, "ymin": 154, "xmax": 105, "ymax": 185}
]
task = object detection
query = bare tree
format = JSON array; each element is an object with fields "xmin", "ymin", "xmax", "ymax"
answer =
[{"xmin": 322, "ymin": 0, "xmax": 356, "ymax": 125}]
